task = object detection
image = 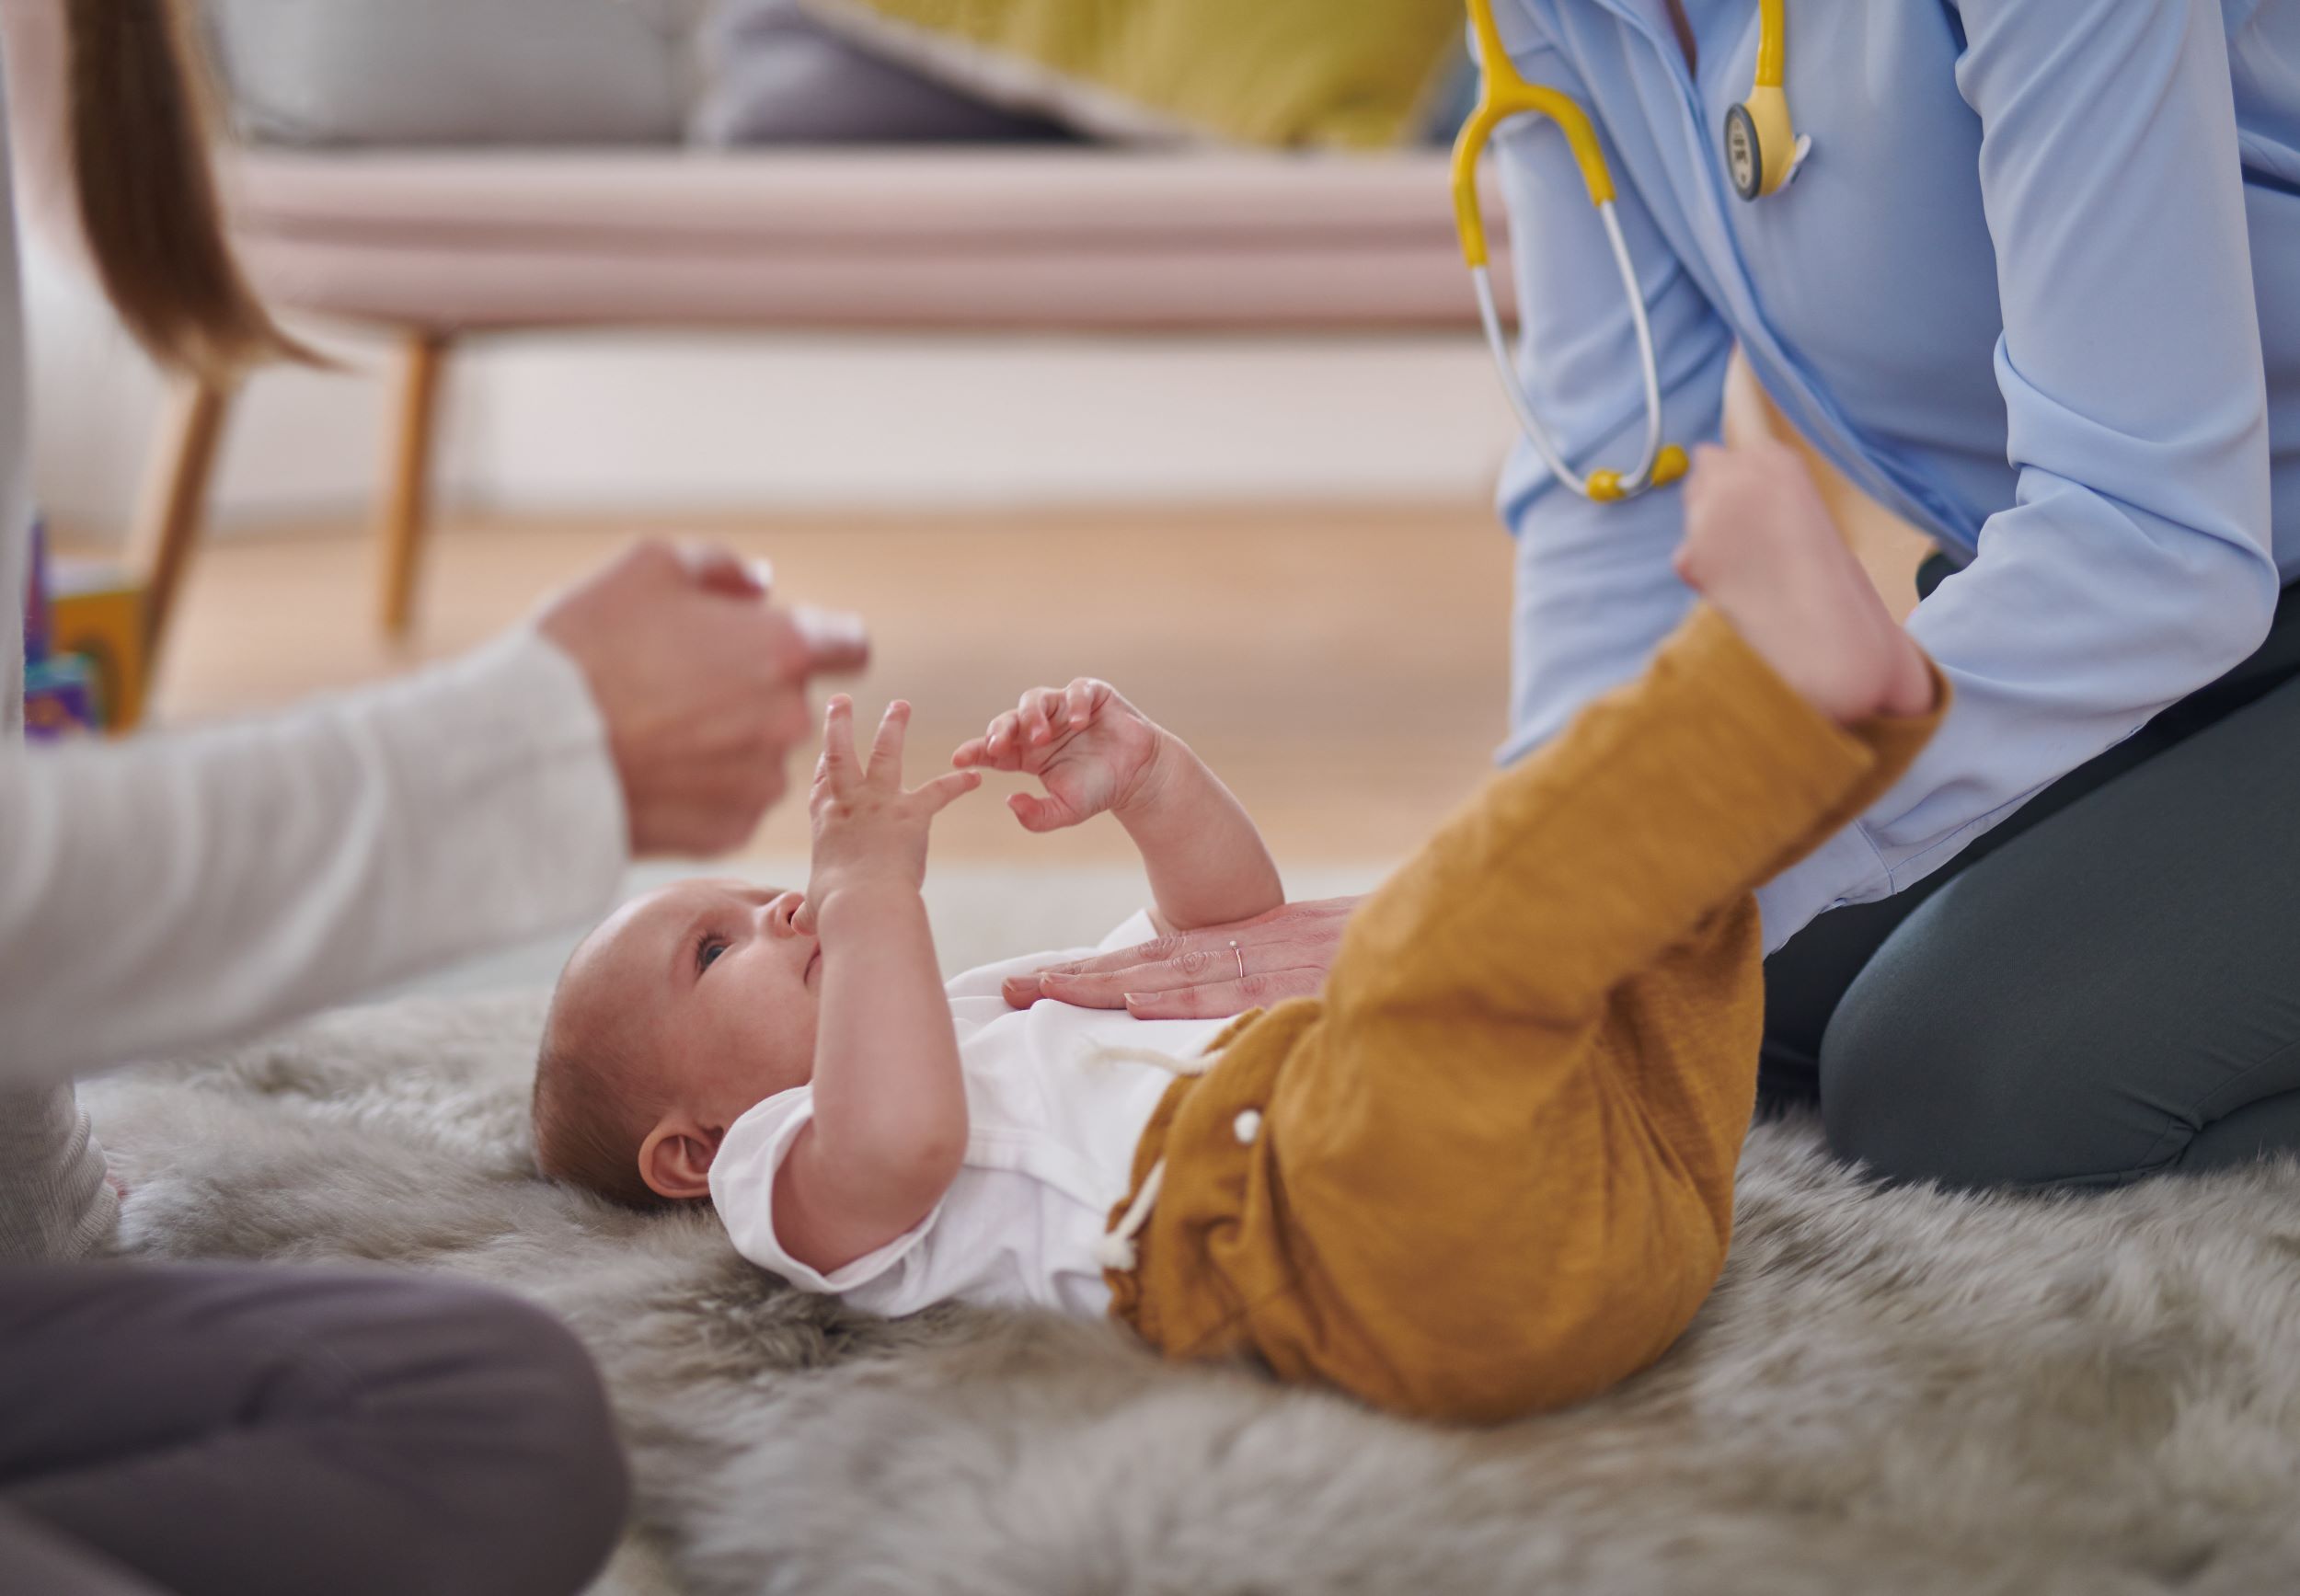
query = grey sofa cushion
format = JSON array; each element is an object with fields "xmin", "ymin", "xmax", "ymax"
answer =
[
  {"xmin": 205, "ymin": 0, "xmax": 696, "ymax": 146},
  {"xmin": 691, "ymin": 0, "xmax": 1069, "ymax": 145}
]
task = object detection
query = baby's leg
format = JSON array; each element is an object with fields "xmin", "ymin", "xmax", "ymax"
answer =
[{"xmin": 1113, "ymin": 486, "xmax": 1945, "ymax": 1422}]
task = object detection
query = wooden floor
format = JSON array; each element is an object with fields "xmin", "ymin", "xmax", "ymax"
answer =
[
  {"xmin": 151, "ymin": 504, "xmax": 1530, "ymax": 869},
  {"xmin": 143, "ymin": 362, "xmax": 1933, "ymax": 878}
]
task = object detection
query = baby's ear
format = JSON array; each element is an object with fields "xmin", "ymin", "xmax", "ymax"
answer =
[{"xmin": 638, "ymin": 1119, "xmax": 723, "ymax": 1202}]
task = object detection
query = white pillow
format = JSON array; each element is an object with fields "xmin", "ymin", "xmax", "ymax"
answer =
[{"xmin": 205, "ymin": 0, "xmax": 696, "ymax": 146}]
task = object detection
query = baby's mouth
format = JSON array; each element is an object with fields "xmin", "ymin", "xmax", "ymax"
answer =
[{"xmin": 804, "ymin": 946, "xmax": 822, "ymax": 985}]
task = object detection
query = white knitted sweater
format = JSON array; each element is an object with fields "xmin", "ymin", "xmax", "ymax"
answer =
[{"xmin": 0, "ymin": 92, "xmax": 628, "ymax": 1260}]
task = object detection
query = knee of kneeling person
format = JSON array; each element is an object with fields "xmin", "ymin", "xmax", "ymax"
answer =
[{"xmin": 1819, "ymin": 983, "xmax": 2045, "ymax": 1191}]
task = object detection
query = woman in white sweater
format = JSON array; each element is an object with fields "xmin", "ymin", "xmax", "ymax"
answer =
[{"xmin": 0, "ymin": 6, "xmax": 864, "ymax": 1592}]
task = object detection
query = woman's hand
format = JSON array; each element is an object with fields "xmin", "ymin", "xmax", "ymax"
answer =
[
  {"xmin": 539, "ymin": 540, "xmax": 869, "ymax": 857},
  {"xmin": 951, "ymin": 678, "xmax": 1167, "ymax": 833},
  {"xmin": 1004, "ymin": 896, "xmax": 1360, "ymax": 1018}
]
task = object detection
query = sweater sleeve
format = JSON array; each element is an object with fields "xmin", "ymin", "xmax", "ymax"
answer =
[{"xmin": 0, "ymin": 627, "xmax": 628, "ymax": 1085}]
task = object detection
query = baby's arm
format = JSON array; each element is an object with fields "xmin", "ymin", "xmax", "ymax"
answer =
[
  {"xmin": 954, "ymin": 680, "xmax": 1282, "ymax": 933},
  {"xmin": 773, "ymin": 698, "xmax": 980, "ymax": 1276},
  {"xmin": 1105, "ymin": 727, "xmax": 1284, "ymax": 934}
]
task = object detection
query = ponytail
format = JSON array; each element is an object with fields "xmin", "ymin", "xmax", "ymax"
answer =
[{"xmin": 62, "ymin": 0, "xmax": 299, "ymax": 374}]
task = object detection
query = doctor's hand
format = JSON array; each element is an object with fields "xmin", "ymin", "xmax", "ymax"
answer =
[
  {"xmin": 538, "ymin": 540, "xmax": 868, "ymax": 858},
  {"xmin": 1003, "ymin": 896, "xmax": 1360, "ymax": 1017}
]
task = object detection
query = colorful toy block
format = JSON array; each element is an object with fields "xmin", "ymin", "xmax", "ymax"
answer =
[
  {"xmin": 18, "ymin": 520, "xmax": 149, "ymax": 737},
  {"xmin": 24, "ymin": 652, "xmax": 98, "ymax": 741},
  {"xmin": 50, "ymin": 562, "xmax": 148, "ymax": 732}
]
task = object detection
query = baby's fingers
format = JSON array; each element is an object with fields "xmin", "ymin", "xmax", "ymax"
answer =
[
  {"xmin": 914, "ymin": 767, "xmax": 983, "ymax": 815},
  {"xmin": 815, "ymin": 695, "xmax": 858, "ymax": 788},
  {"xmin": 982, "ymin": 709, "xmax": 1032, "ymax": 769},
  {"xmin": 1019, "ymin": 686, "xmax": 1064, "ymax": 746},
  {"xmin": 867, "ymin": 699, "xmax": 912, "ymax": 783},
  {"xmin": 1007, "ymin": 790, "xmax": 1076, "ymax": 833},
  {"xmin": 1064, "ymin": 677, "xmax": 1099, "ymax": 729}
]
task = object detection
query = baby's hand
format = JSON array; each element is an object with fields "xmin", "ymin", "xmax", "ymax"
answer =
[
  {"xmin": 951, "ymin": 678, "xmax": 1170, "ymax": 833},
  {"xmin": 803, "ymin": 696, "xmax": 980, "ymax": 917}
]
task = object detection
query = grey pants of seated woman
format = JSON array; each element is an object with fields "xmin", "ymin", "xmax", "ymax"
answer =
[
  {"xmin": 0, "ymin": 1263, "xmax": 629, "ymax": 1596},
  {"xmin": 1761, "ymin": 558, "xmax": 2300, "ymax": 1190}
]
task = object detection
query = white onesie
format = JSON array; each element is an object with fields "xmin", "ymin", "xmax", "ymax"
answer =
[{"xmin": 708, "ymin": 913, "xmax": 1230, "ymax": 1318}]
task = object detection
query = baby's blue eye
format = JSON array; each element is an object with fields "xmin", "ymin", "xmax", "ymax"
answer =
[{"xmin": 696, "ymin": 936, "xmax": 729, "ymax": 974}]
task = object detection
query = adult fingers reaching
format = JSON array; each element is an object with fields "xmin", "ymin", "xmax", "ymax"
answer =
[
  {"xmin": 1017, "ymin": 936, "xmax": 1335, "ymax": 1007},
  {"xmin": 679, "ymin": 542, "xmax": 768, "ymax": 598},
  {"xmin": 536, "ymin": 538, "xmax": 871, "ymax": 858},
  {"xmin": 1121, "ymin": 966, "xmax": 1326, "ymax": 1020},
  {"xmin": 1001, "ymin": 896, "xmax": 1360, "ymax": 1013},
  {"xmin": 792, "ymin": 604, "xmax": 870, "ymax": 674}
]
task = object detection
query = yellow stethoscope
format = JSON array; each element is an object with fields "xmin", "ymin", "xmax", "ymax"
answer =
[{"xmin": 1450, "ymin": 0, "xmax": 1799, "ymax": 502}]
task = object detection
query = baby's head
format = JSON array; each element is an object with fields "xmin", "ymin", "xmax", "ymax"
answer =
[{"xmin": 534, "ymin": 879, "xmax": 822, "ymax": 1208}]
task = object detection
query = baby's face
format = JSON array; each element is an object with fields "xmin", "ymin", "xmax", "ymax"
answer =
[{"xmin": 558, "ymin": 878, "xmax": 823, "ymax": 1122}]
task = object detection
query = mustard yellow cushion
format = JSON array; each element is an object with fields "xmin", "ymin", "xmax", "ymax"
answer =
[{"xmin": 799, "ymin": 0, "xmax": 1465, "ymax": 149}]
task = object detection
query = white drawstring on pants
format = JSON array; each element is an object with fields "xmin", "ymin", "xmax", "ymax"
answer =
[{"xmin": 1090, "ymin": 1045, "xmax": 1214, "ymax": 1272}]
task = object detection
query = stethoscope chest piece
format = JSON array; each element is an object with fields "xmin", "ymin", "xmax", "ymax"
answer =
[
  {"xmin": 1722, "ymin": 103, "xmax": 1764, "ymax": 200},
  {"xmin": 1722, "ymin": 81, "xmax": 1801, "ymax": 201}
]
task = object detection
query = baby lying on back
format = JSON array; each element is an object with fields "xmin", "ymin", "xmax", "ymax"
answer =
[
  {"xmin": 535, "ymin": 678, "xmax": 1284, "ymax": 1316},
  {"xmin": 535, "ymin": 460, "xmax": 1945, "ymax": 1420}
]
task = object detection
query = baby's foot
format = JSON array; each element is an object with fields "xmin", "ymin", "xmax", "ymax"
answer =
[{"xmin": 1672, "ymin": 442, "xmax": 1934, "ymax": 724}]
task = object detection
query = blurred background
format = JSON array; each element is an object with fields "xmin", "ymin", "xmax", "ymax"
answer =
[{"xmin": 15, "ymin": 0, "xmax": 1924, "ymax": 888}]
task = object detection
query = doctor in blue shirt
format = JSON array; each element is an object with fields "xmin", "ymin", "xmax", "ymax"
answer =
[
  {"xmin": 1487, "ymin": 0, "xmax": 2300, "ymax": 1188},
  {"xmin": 1018, "ymin": 0, "xmax": 2300, "ymax": 1192}
]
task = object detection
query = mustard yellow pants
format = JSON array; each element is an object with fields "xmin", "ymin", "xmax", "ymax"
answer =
[{"xmin": 1106, "ymin": 605, "xmax": 1946, "ymax": 1423}]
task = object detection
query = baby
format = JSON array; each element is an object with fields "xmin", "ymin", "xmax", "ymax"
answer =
[
  {"xmin": 535, "ymin": 446, "xmax": 1943, "ymax": 1423},
  {"xmin": 535, "ymin": 672, "xmax": 1290, "ymax": 1317}
]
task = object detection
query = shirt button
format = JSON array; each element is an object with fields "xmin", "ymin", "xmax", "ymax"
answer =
[{"xmin": 1233, "ymin": 1108, "xmax": 1263, "ymax": 1146}]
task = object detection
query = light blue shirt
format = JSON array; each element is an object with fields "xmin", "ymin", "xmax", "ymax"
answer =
[{"xmin": 1488, "ymin": 0, "xmax": 2298, "ymax": 949}]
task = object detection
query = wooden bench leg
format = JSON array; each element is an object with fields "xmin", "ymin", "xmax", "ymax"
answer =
[
  {"xmin": 377, "ymin": 331, "xmax": 452, "ymax": 637},
  {"xmin": 131, "ymin": 370, "xmax": 236, "ymax": 665}
]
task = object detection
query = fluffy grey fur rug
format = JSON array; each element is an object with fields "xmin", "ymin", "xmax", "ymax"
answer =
[{"xmin": 83, "ymin": 990, "xmax": 2300, "ymax": 1596}]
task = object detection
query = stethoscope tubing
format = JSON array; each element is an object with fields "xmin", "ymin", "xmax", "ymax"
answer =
[{"xmin": 1472, "ymin": 199, "xmax": 1666, "ymax": 499}]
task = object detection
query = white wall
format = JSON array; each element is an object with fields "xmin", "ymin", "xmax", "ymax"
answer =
[{"xmin": 25, "ymin": 235, "xmax": 1521, "ymax": 541}]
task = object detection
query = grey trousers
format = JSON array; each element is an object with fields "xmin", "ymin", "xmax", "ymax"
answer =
[
  {"xmin": 1762, "ymin": 559, "xmax": 2300, "ymax": 1190},
  {"xmin": 0, "ymin": 1262, "xmax": 629, "ymax": 1596}
]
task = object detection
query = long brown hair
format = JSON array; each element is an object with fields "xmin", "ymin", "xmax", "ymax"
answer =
[{"xmin": 62, "ymin": 0, "xmax": 298, "ymax": 374}]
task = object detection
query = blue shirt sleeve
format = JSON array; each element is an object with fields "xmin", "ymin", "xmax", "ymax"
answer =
[
  {"xmin": 1754, "ymin": 0, "xmax": 2279, "ymax": 947},
  {"xmin": 1489, "ymin": 25, "xmax": 1737, "ymax": 761}
]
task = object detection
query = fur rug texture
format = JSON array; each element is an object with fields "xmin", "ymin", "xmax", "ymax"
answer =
[{"xmin": 84, "ymin": 989, "xmax": 2300, "ymax": 1596}]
